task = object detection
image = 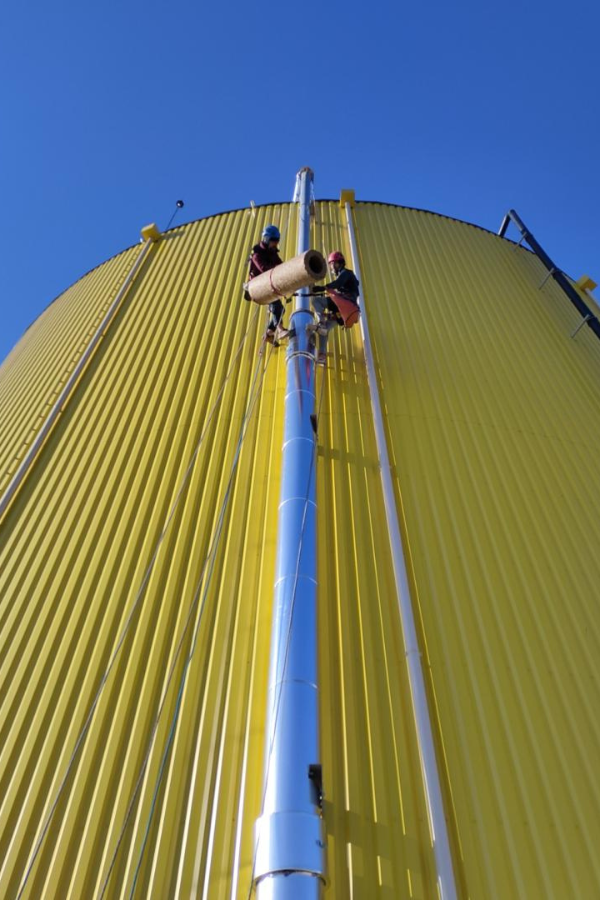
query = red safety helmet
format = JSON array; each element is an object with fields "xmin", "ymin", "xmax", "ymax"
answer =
[{"xmin": 328, "ymin": 251, "xmax": 345, "ymax": 266}]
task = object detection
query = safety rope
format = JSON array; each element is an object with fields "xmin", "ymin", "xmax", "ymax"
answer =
[
  {"xmin": 123, "ymin": 340, "xmax": 277, "ymax": 899},
  {"xmin": 16, "ymin": 304, "xmax": 262, "ymax": 900},
  {"xmin": 268, "ymin": 267, "xmax": 287, "ymax": 300},
  {"xmin": 245, "ymin": 366, "xmax": 326, "ymax": 900}
]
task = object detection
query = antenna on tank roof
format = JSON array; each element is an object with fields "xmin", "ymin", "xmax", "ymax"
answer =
[{"xmin": 165, "ymin": 199, "xmax": 185, "ymax": 231}]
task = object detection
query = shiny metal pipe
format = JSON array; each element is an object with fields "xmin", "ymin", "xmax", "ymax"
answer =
[{"xmin": 254, "ymin": 168, "xmax": 325, "ymax": 899}]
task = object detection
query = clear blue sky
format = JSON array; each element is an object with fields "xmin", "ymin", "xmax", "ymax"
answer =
[{"xmin": 1, "ymin": 0, "xmax": 598, "ymax": 364}]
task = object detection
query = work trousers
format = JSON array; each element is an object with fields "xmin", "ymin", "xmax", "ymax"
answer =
[
  {"xmin": 313, "ymin": 295, "xmax": 340, "ymax": 352},
  {"xmin": 268, "ymin": 299, "xmax": 285, "ymax": 331}
]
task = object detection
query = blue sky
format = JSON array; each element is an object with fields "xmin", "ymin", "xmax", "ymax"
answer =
[{"xmin": 1, "ymin": 0, "xmax": 598, "ymax": 364}]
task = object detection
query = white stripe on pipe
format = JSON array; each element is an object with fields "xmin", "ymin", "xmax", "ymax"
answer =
[
  {"xmin": 345, "ymin": 202, "xmax": 458, "ymax": 900},
  {"xmin": 0, "ymin": 238, "xmax": 154, "ymax": 521}
]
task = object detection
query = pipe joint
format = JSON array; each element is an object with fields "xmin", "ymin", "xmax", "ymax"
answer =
[
  {"xmin": 287, "ymin": 349, "xmax": 316, "ymax": 364},
  {"xmin": 254, "ymin": 812, "xmax": 326, "ymax": 887}
]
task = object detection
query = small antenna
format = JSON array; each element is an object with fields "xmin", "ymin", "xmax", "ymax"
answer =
[{"xmin": 165, "ymin": 199, "xmax": 185, "ymax": 231}]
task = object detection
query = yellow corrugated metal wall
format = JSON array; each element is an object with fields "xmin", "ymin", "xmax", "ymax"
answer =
[
  {"xmin": 0, "ymin": 247, "xmax": 140, "ymax": 499},
  {"xmin": 350, "ymin": 203, "xmax": 600, "ymax": 898},
  {"xmin": 312, "ymin": 204, "xmax": 439, "ymax": 898},
  {"xmin": 0, "ymin": 204, "xmax": 437, "ymax": 899},
  {"xmin": 0, "ymin": 208, "xmax": 291, "ymax": 899},
  {"xmin": 1, "ymin": 201, "xmax": 599, "ymax": 898}
]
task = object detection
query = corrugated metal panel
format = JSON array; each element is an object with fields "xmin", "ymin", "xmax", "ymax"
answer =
[
  {"xmin": 352, "ymin": 202, "xmax": 600, "ymax": 898},
  {"xmin": 0, "ymin": 247, "xmax": 140, "ymax": 497},
  {"xmin": 0, "ymin": 204, "xmax": 438, "ymax": 898}
]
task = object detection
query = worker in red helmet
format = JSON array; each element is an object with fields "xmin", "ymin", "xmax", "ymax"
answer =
[{"xmin": 310, "ymin": 251, "xmax": 360, "ymax": 365}]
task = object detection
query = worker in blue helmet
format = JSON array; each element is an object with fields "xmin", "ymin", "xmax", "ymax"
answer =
[{"xmin": 244, "ymin": 224, "xmax": 289, "ymax": 344}]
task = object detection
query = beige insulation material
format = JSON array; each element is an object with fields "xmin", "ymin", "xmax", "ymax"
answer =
[{"xmin": 247, "ymin": 250, "xmax": 327, "ymax": 305}]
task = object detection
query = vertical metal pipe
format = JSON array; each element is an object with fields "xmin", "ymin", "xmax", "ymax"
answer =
[
  {"xmin": 344, "ymin": 202, "xmax": 458, "ymax": 900},
  {"xmin": 254, "ymin": 169, "xmax": 325, "ymax": 899}
]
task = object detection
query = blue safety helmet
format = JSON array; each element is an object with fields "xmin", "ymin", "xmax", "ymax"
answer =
[{"xmin": 262, "ymin": 225, "xmax": 280, "ymax": 243}]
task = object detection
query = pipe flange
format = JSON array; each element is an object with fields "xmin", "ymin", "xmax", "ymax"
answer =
[
  {"xmin": 254, "ymin": 812, "xmax": 326, "ymax": 885},
  {"xmin": 287, "ymin": 350, "xmax": 317, "ymax": 363}
]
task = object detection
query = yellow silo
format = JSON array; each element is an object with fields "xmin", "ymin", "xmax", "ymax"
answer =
[{"xmin": 1, "ymin": 188, "xmax": 599, "ymax": 898}]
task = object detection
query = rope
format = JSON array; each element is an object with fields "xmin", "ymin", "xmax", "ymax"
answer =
[
  {"xmin": 245, "ymin": 365, "xmax": 326, "ymax": 899},
  {"xmin": 98, "ymin": 341, "xmax": 277, "ymax": 898},
  {"xmin": 16, "ymin": 304, "xmax": 261, "ymax": 900},
  {"xmin": 268, "ymin": 268, "xmax": 286, "ymax": 299}
]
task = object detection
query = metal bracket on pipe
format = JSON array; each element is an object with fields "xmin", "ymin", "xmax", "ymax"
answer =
[
  {"xmin": 308, "ymin": 764, "xmax": 323, "ymax": 809},
  {"xmin": 513, "ymin": 236, "xmax": 526, "ymax": 251}
]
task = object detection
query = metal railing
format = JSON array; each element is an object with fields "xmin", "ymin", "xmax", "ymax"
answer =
[{"xmin": 498, "ymin": 209, "xmax": 600, "ymax": 342}]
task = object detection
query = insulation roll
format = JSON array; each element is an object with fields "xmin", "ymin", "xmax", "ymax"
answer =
[{"xmin": 247, "ymin": 250, "xmax": 327, "ymax": 305}]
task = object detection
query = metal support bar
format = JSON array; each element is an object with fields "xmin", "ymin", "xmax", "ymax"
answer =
[
  {"xmin": 498, "ymin": 213, "xmax": 511, "ymax": 237},
  {"xmin": 344, "ymin": 201, "xmax": 458, "ymax": 900},
  {"xmin": 571, "ymin": 314, "xmax": 593, "ymax": 339},
  {"xmin": 498, "ymin": 209, "xmax": 600, "ymax": 342},
  {"xmin": 0, "ymin": 236, "xmax": 155, "ymax": 521},
  {"xmin": 539, "ymin": 267, "xmax": 556, "ymax": 290},
  {"xmin": 254, "ymin": 167, "xmax": 325, "ymax": 899}
]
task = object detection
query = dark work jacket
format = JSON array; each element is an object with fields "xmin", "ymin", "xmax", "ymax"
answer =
[
  {"xmin": 323, "ymin": 267, "xmax": 360, "ymax": 303},
  {"xmin": 248, "ymin": 242, "xmax": 283, "ymax": 280}
]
